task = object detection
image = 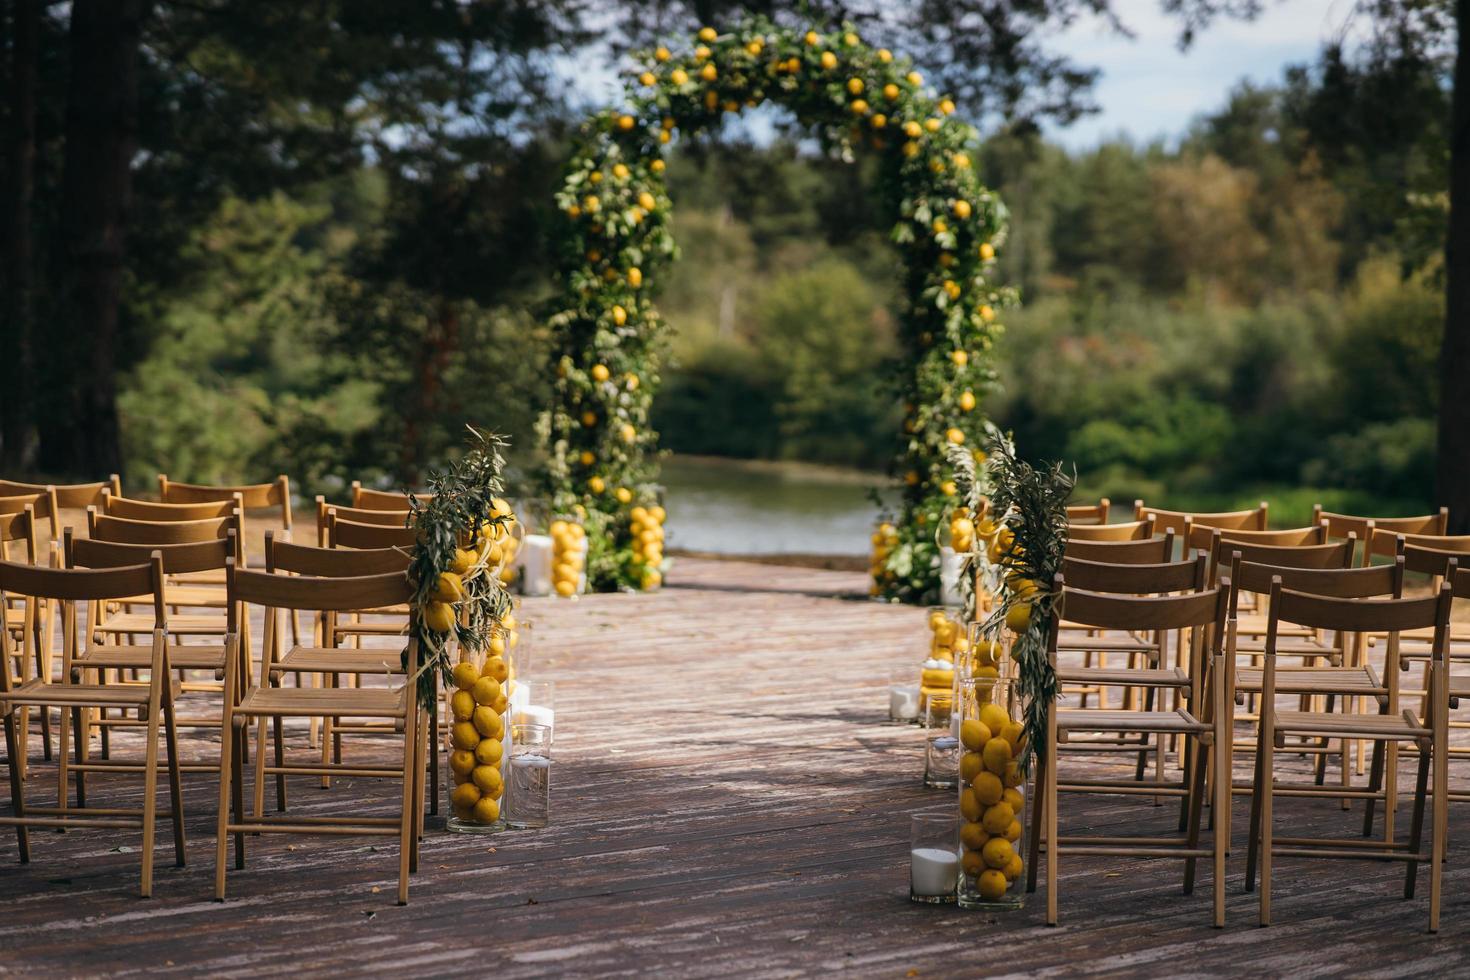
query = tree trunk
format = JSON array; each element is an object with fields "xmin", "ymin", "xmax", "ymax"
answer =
[
  {"xmin": 41, "ymin": 0, "xmax": 148, "ymax": 477},
  {"xmin": 0, "ymin": 0, "xmax": 39, "ymax": 469},
  {"xmin": 1439, "ymin": 0, "xmax": 1470, "ymax": 532}
]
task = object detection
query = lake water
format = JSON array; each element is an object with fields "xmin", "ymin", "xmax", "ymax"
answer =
[{"xmin": 658, "ymin": 455, "xmax": 896, "ymax": 556}]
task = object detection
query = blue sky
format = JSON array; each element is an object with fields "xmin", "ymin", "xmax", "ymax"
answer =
[{"xmin": 1042, "ymin": 0, "xmax": 1354, "ymax": 147}]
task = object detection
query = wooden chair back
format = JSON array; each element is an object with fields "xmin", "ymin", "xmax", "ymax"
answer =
[
  {"xmin": 326, "ymin": 510, "xmax": 418, "ymax": 550},
  {"xmin": 1205, "ymin": 534, "xmax": 1352, "ymax": 585},
  {"xmin": 315, "ymin": 497, "xmax": 408, "ymax": 546},
  {"xmin": 88, "ymin": 511, "xmax": 238, "ymax": 547},
  {"xmin": 1373, "ymin": 530, "xmax": 1470, "ymax": 565},
  {"xmin": 1402, "ymin": 543, "xmax": 1470, "ymax": 579},
  {"xmin": 1312, "ymin": 507, "xmax": 1450, "ymax": 565},
  {"xmin": 1186, "ymin": 523, "xmax": 1327, "ymax": 556},
  {"xmin": 157, "ymin": 474, "xmax": 292, "ymax": 530},
  {"xmin": 231, "ymin": 566, "xmax": 412, "ymax": 614},
  {"xmin": 1059, "ymin": 552, "xmax": 1206, "ymax": 595},
  {"xmin": 1065, "ymin": 499, "xmax": 1110, "ymax": 526},
  {"xmin": 1267, "ymin": 580, "xmax": 1450, "ymax": 640},
  {"xmin": 102, "ymin": 491, "xmax": 242, "ymax": 522},
  {"xmin": 68, "ymin": 528, "xmax": 239, "ymax": 578},
  {"xmin": 1227, "ymin": 553, "xmax": 1402, "ymax": 615},
  {"xmin": 1067, "ymin": 518, "xmax": 1154, "ymax": 542},
  {"xmin": 1136, "ymin": 502, "xmax": 1269, "ymax": 537},
  {"xmin": 0, "ymin": 505, "xmax": 38, "ymax": 566},
  {"xmin": 351, "ymin": 483, "xmax": 432, "ymax": 511},
  {"xmin": 1064, "ymin": 533, "xmax": 1174, "ymax": 565},
  {"xmin": 1049, "ymin": 576, "xmax": 1228, "ymax": 678},
  {"xmin": 0, "ymin": 478, "xmax": 118, "ymax": 539},
  {"xmin": 266, "ymin": 531, "xmax": 409, "ymax": 577}
]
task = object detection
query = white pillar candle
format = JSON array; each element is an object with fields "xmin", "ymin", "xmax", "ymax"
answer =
[
  {"xmin": 516, "ymin": 704, "xmax": 555, "ymax": 731},
  {"xmin": 910, "ymin": 847, "xmax": 960, "ymax": 896},
  {"xmin": 939, "ymin": 546, "xmax": 962, "ymax": 607},
  {"xmin": 889, "ymin": 684, "xmax": 920, "ymax": 721},
  {"xmin": 518, "ymin": 534, "xmax": 553, "ymax": 596}
]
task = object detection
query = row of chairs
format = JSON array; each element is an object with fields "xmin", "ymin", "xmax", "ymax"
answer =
[
  {"xmin": 0, "ymin": 475, "xmax": 441, "ymax": 902},
  {"xmin": 1027, "ymin": 501, "xmax": 1466, "ymax": 931}
]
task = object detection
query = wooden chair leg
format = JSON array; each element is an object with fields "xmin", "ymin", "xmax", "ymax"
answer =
[
  {"xmin": 232, "ymin": 727, "xmax": 246, "ymax": 869},
  {"xmin": 140, "ymin": 681, "xmax": 162, "ymax": 899},
  {"xmin": 1429, "ymin": 712, "xmax": 1447, "ymax": 933},
  {"xmin": 272, "ymin": 714, "xmax": 287, "ymax": 812},
  {"xmin": 1404, "ymin": 742, "xmax": 1430, "ymax": 900},
  {"xmin": 1258, "ymin": 728, "xmax": 1274, "ymax": 927},
  {"xmin": 1212, "ymin": 672, "xmax": 1228, "ymax": 928},
  {"xmin": 1245, "ymin": 731, "xmax": 1268, "ymax": 893},
  {"xmin": 2, "ymin": 709, "xmax": 30, "ymax": 861},
  {"xmin": 71, "ymin": 705, "xmax": 87, "ymax": 809},
  {"xmin": 162, "ymin": 697, "xmax": 186, "ymax": 867},
  {"xmin": 214, "ymin": 715, "xmax": 235, "ymax": 901},
  {"xmin": 397, "ymin": 704, "xmax": 417, "ymax": 906},
  {"xmin": 1183, "ymin": 735, "xmax": 1207, "ymax": 895},
  {"xmin": 1045, "ymin": 727, "xmax": 1059, "ymax": 926},
  {"xmin": 252, "ymin": 717, "xmax": 269, "ymax": 820},
  {"xmin": 1362, "ymin": 738, "xmax": 1386, "ymax": 837}
]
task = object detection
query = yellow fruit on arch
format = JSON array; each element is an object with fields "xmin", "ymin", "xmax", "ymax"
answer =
[
  {"xmin": 883, "ymin": 83, "xmax": 900, "ymax": 100},
  {"xmin": 671, "ymin": 68, "xmax": 689, "ymax": 85},
  {"xmin": 615, "ymin": 486, "xmax": 633, "ymax": 504},
  {"xmin": 941, "ymin": 480, "xmax": 957, "ymax": 496},
  {"xmin": 612, "ymin": 163, "xmax": 629, "ymax": 180},
  {"xmin": 589, "ymin": 476, "xmax": 605, "ymax": 494},
  {"xmin": 620, "ymin": 423, "xmax": 637, "ymax": 443},
  {"xmin": 980, "ymin": 242, "xmax": 996, "ymax": 261},
  {"xmin": 651, "ymin": 159, "xmax": 665, "ymax": 173},
  {"xmin": 638, "ymin": 191, "xmax": 656, "ymax": 211},
  {"xmin": 907, "ymin": 70, "xmax": 923, "ymax": 86},
  {"xmin": 952, "ymin": 199, "xmax": 972, "ymax": 219},
  {"xmin": 697, "ymin": 26, "xmax": 717, "ymax": 42},
  {"xmin": 655, "ymin": 46, "xmax": 671, "ymax": 61},
  {"xmin": 946, "ymin": 427, "xmax": 965, "ymax": 445},
  {"xmin": 617, "ymin": 114, "xmax": 635, "ymax": 131},
  {"xmin": 877, "ymin": 48, "xmax": 893, "ymax": 63},
  {"xmin": 432, "ymin": 571, "xmax": 465, "ymax": 602},
  {"xmin": 931, "ymin": 217, "xmax": 948, "ymax": 234},
  {"xmin": 612, "ymin": 305, "xmax": 628, "ymax": 326},
  {"xmin": 639, "ymin": 71, "xmax": 656, "ymax": 87},
  {"xmin": 423, "ymin": 601, "xmax": 456, "ymax": 634},
  {"xmin": 579, "ymin": 450, "xmax": 595, "ymax": 466},
  {"xmin": 804, "ymin": 30, "xmax": 819, "ymax": 45},
  {"xmin": 820, "ymin": 51, "xmax": 837, "ymax": 69},
  {"xmin": 641, "ymin": 568, "xmax": 663, "ymax": 590},
  {"xmin": 902, "ymin": 120, "xmax": 922, "ymax": 138},
  {"xmin": 591, "ymin": 363, "xmax": 610, "ymax": 382},
  {"xmin": 939, "ymin": 97, "xmax": 956, "ymax": 115},
  {"xmin": 700, "ymin": 63, "xmax": 718, "ymax": 82},
  {"xmin": 554, "ymin": 579, "xmax": 576, "ymax": 597},
  {"xmin": 846, "ymin": 77, "xmax": 864, "ymax": 94},
  {"xmin": 1005, "ymin": 602, "xmax": 1033, "ymax": 633},
  {"xmin": 959, "ymin": 390, "xmax": 976, "ymax": 412}
]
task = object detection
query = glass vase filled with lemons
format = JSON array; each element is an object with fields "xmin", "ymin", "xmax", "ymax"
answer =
[
  {"xmin": 444, "ymin": 616, "xmax": 518, "ymax": 832},
  {"xmin": 956, "ymin": 658, "xmax": 1027, "ymax": 910}
]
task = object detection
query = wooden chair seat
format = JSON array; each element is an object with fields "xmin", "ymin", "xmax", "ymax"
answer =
[
  {"xmin": 0, "ymin": 676, "xmax": 180, "ymax": 708},
  {"xmin": 273, "ymin": 646, "xmax": 405, "ymax": 675},
  {"xmin": 1271, "ymin": 707, "xmax": 1428, "ymax": 741},
  {"xmin": 1055, "ymin": 708, "xmax": 1210, "ymax": 739},
  {"xmin": 1056, "ymin": 665, "xmax": 1188, "ymax": 689},
  {"xmin": 76, "ymin": 643, "xmax": 226, "ymax": 673},
  {"xmin": 99, "ymin": 611, "xmax": 227, "ymax": 635},
  {"xmin": 235, "ymin": 685, "xmax": 407, "ymax": 720},
  {"xmin": 1234, "ymin": 665, "xmax": 1383, "ymax": 697}
]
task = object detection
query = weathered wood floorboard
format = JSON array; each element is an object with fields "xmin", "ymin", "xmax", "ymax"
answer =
[{"xmin": 1, "ymin": 556, "xmax": 1468, "ymax": 977}]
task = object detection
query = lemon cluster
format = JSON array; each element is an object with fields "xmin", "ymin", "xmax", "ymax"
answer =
[
  {"xmin": 549, "ymin": 519, "xmax": 588, "ymax": 598},
  {"xmin": 958, "ymin": 701, "xmax": 1027, "ymax": 900},
  {"xmin": 949, "ymin": 507, "xmax": 976, "ymax": 553},
  {"xmin": 628, "ymin": 505, "xmax": 666, "ymax": 589},
  {"xmin": 448, "ymin": 651, "xmax": 512, "ymax": 825},
  {"xmin": 542, "ymin": 17, "xmax": 1015, "ymax": 599},
  {"xmin": 868, "ymin": 522, "xmax": 899, "ymax": 595},
  {"xmin": 981, "ymin": 519, "xmax": 1044, "ymax": 634},
  {"xmin": 421, "ymin": 498, "xmax": 518, "ymax": 634}
]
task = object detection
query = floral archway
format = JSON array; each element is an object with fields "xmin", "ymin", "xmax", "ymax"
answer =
[{"xmin": 536, "ymin": 18, "xmax": 1015, "ymax": 600}]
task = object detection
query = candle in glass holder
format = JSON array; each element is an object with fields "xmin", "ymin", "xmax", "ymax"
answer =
[
  {"xmin": 909, "ymin": 812, "xmax": 961, "ymax": 903},
  {"xmin": 888, "ymin": 668, "xmax": 921, "ymax": 722},
  {"xmin": 519, "ymin": 534, "xmax": 553, "ymax": 596}
]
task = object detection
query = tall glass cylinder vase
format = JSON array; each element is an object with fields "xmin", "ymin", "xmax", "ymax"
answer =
[
  {"xmin": 956, "ymin": 666, "xmax": 1027, "ymax": 910},
  {"xmin": 445, "ymin": 643, "xmax": 510, "ymax": 833}
]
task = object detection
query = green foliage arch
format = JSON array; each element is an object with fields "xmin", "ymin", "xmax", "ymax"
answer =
[{"xmin": 537, "ymin": 17, "xmax": 1016, "ymax": 600}]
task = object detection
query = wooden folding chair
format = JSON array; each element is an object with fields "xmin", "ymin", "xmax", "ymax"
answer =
[
  {"xmin": 1067, "ymin": 518, "xmax": 1155, "ymax": 543},
  {"xmin": 0, "ymin": 554, "xmax": 185, "ymax": 897},
  {"xmin": 326, "ymin": 510, "xmax": 418, "ymax": 551},
  {"xmin": 67, "ymin": 531, "xmax": 242, "ymax": 773},
  {"xmin": 1221, "ymin": 551, "xmax": 1400, "ymax": 844},
  {"xmin": 1030, "ymin": 577, "xmax": 1230, "ymax": 926},
  {"xmin": 1389, "ymin": 539, "xmax": 1470, "ymax": 767},
  {"xmin": 257, "ymin": 532, "xmax": 417, "ymax": 812},
  {"xmin": 1246, "ymin": 579, "xmax": 1452, "ymax": 932},
  {"xmin": 0, "ymin": 504, "xmax": 47, "ymax": 768},
  {"xmin": 1054, "ymin": 552, "xmax": 1209, "ymax": 784},
  {"xmin": 216, "ymin": 565, "xmax": 425, "ymax": 905},
  {"xmin": 1065, "ymin": 499, "xmax": 1110, "ymax": 526},
  {"xmin": 1137, "ymin": 501, "xmax": 1269, "ymax": 536}
]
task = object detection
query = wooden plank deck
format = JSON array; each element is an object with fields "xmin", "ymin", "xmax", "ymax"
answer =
[{"xmin": 2, "ymin": 556, "xmax": 1469, "ymax": 977}]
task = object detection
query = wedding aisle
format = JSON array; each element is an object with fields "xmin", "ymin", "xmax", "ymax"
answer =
[{"xmin": 1, "ymin": 557, "xmax": 1467, "ymax": 976}]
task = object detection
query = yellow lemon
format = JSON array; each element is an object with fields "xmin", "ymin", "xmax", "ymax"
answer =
[
  {"xmin": 958, "ymin": 390, "xmax": 976, "ymax": 412},
  {"xmin": 982, "ymin": 737, "xmax": 1012, "ymax": 775},
  {"xmin": 555, "ymin": 579, "xmax": 576, "ymax": 597},
  {"xmin": 612, "ymin": 305, "xmax": 627, "ymax": 326},
  {"xmin": 452, "ymin": 660, "xmax": 480, "ymax": 690},
  {"xmin": 1004, "ymin": 819, "xmax": 1022, "ymax": 843},
  {"xmin": 627, "ymin": 266, "xmax": 644, "ymax": 288},
  {"xmin": 1001, "ymin": 721, "xmax": 1026, "ymax": 753},
  {"xmin": 907, "ymin": 70, "xmax": 923, "ymax": 86},
  {"xmin": 432, "ymin": 571, "xmax": 465, "ymax": 603},
  {"xmin": 1005, "ymin": 602, "xmax": 1033, "ymax": 632},
  {"xmin": 581, "ymin": 410, "xmax": 598, "ymax": 427},
  {"xmin": 980, "ymin": 304, "xmax": 996, "ymax": 322},
  {"xmin": 950, "ymin": 349, "xmax": 968, "ymax": 367},
  {"xmin": 617, "ymin": 114, "xmax": 635, "ymax": 130},
  {"xmin": 472, "ymin": 797, "xmax": 501, "ymax": 823},
  {"xmin": 960, "ymin": 751, "xmax": 984, "ymax": 783},
  {"xmin": 959, "ymin": 788, "xmax": 982, "ymax": 822},
  {"xmin": 878, "ymin": 48, "xmax": 893, "ymax": 63},
  {"xmin": 980, "ymin": 242, "xmax": 995, "ymax": 261},
  {"xmin": 697, "ymin": 26, "xmax": 716, "ymax": 42},
  {"xmin": 978, "ymin": 868, "xmax": 1008, "ymax": 899},
  {"xmin": 475, "ymin": 738, "xmax": 504, "ymax": 767},
  {"xmin": 449, "ymin": 548, "xmax": 477, "ymax": 575},
  {"xmin": 423, "ymin": 601, "xmax": 456, "ymax": 633},
  {"xmin": 700, "ymin": 63, "xmax": 717, "ymax": 81},
  {"xmin": 979, "ymin": 703, "xmax": 1010, "ymax": 734},
  {"xmin": 972, "ymin": 770, "xmax": 1004, "ymax": 807},
  {"xmin": 932, "ymin": 217, "xmax": 948, "ymax": 234},
  {"xmin": 925, "ymin": 117, "xmax": 941, "ymax": 133},
  {"xmin": 847, "ymin": 77, "xmax": 864, "ymax": 94},
  {"xmin": 939, "ymin": 97, "xmax": 956, "ymax": 114},
  {"xmin": 591, "ymin": 364, "xmax": 610, "ymax": 381},
  {"xmin": 451, "ymin": 782, "xmax": 481, "ymax": 810},
  {"xmin": 612, "ymin": 163, "xmax": 629, "ymax": 180},
  {"xmin": 450, "ymin": 689, "xmax": 475, "ymax": 722},
  {"xmin": 1003, "ymin": 761, "xmax": 1024, "ymax": 788},
  {"xmin": 641, "ymin": 568, "xmax": 663, "ymax": 589},
  {"xmin": 883, "ymin": 82, "xmax": 900, "ymax": 100},
  {"xmin": 449, "ymin": 749, "xmax": 476, "ymax": 780},
  {"xmin": 1003, "ymin": 853, "xmax": 1024, "ymax": 881},
  {"xmin": 981, "ymin": 801, "xmax": 1015, "ymax": 836},
  {"xmin": 639, "ymin": 71, "xmax": 656, "ymax": 86},
  {"xmin": 472, "ymin": 676, "xmax": 502, "ymax": 706},
  {"xmin": 472, "ymin": 705, "xmax": 502, "ymax": 739},
  {"xmin": 472, "ymin": 765, "xmax": 503, "ymax": 795},
  {"xmin": 981, "ymin": 836, "xmax": 1014, "ymax": 869},
  {"xmin": 959, "ymin": 719, "xmax": 992, "ymax": 752},
  {"xmin": 451, "ymin": 722, "xmax": 481, "ymax": 751},
  {"xmin": 960, "ymin": 821, "xmax": 989, "ymax": 851},
  {"xmin": 588, "ymin": 476, "xmax": 606, "ymax": 494},
  {"xmin": 820, "ymin": 51, "xmax": 837, "ymax": 69},
  {"xmin": 671, "ymin": 68, "xmax": 689, "ymax": 85},
  {"xmin": 484, "ymin": 656, "xmax": 509, "ymax": 682},
  {"xmin": 870, "ymin": 113, "xmax": 887, "ymax": 129},
  {"xmin": 946, "ymin": 427, "xmax": 965, "ymax": 445},
  {"xmin": 805, "ymin": 30, "xmax": 819, "ymax": 45},
  {"xmin": 843, "ymin": 31, "xmax": 858, "ymax": 45},
  {"xmin": 579, "ymin": 450, "xmax": 595, "ymax": 466},
  {"xmin": 961, "ymin": 850, "xmax": 986, "ymax": 877},
  {"xmin": 1002, "ymin": 787, "xmax": 1025, "ymax": 815}
]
